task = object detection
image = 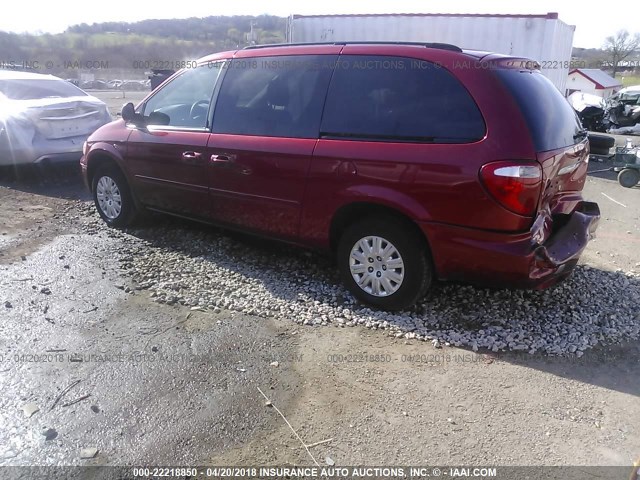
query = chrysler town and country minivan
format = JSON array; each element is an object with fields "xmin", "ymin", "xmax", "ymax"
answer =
[{"xmin": 81, "ymin": 42, "xmax": 600, "ymax": 310}]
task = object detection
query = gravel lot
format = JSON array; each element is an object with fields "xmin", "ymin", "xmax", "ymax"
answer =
[
  {"xmin": 87, "ymin": 205, "xmax": 639, "ymax": 358},
  {"xmin": 0, "ymin": 137, "xmax": 638, "ymax": 468},
  {"xmin": 69, "ymin": 130, "xmax": 640, "ymax": 357}
]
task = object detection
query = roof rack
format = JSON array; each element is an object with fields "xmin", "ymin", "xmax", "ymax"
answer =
[{"xmin": 243, "ymin": 41, "xmax": 462, "ymax": 52}]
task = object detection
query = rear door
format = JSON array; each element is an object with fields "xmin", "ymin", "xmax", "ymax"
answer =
[
  {"xmin": 301, "ymin": 53, "xmax": 488, "ymax": 243},
  {"xmin": 207, "ymin": 55, "xmax": 336, "ymax": 240},
  {"xmin": 125, "ymin": 64, "xmax": 224, "ymax": 218}
]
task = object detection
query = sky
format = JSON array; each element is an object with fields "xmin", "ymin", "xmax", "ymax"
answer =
[{"xmin": 1, "ymin": 0, "xmax": 638, "ymax": 49}]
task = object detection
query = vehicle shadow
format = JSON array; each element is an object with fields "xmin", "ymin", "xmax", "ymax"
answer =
[
  {"xmin": 0, "ymin": 163, "xmax": 90, "ymax": 201},
  {"xmin": 118, "ymin": 214, "xmax": 640, "ymax": 398},
  {"xmin": 490, "ymin": 340, "xmax": 640, "ymax": 398}
]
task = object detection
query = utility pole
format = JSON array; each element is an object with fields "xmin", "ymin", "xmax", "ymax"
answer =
[{"xmin": 248, "ymin": 21, "xmax": 257, "ymax": 46}]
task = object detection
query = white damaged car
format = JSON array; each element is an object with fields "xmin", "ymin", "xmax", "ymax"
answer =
[{"xmin": 0, "ymin": 70, "xmax": 112, "ymax": 166}]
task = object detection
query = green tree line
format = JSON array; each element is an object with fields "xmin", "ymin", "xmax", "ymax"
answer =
[{"xmin": 0, "ymin": 15, "xmax": 286, "ymax": 77}]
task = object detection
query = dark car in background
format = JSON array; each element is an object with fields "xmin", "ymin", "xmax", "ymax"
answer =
[
  {"xmin": 81, "ymin": 42, "xmax": 600, "ymax": 310},
  {"xmin": 148, "ymin": 69, "xmax": 176, "ymax": 91}
]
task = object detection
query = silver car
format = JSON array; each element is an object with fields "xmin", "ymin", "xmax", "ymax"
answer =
[{"xmin": 0, "ymin": 70, "xmax": 112, "ymax": 166}]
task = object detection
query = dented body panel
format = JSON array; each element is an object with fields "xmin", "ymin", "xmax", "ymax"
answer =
[{"xmin": 0, "ymin": 71, "xmax": 111, "ymax": 166}]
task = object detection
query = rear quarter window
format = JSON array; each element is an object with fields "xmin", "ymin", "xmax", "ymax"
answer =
[
  {"xmin": 320, "ymin": 55, "xmax": 486, "ymax": 143},
  {"xmin": 495, "ymin": 69, "xmax": 582, "ymax": 152}
]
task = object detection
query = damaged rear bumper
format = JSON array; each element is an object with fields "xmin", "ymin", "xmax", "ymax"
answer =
[
  {"xmin": 530, "ymin": 201, "xmax": 600, "ymax": 287},
  {"xmin": 420, "ymin": 201, "xmax": 600, "ymax": 289},
  {"xmin": 0, "ymin": 137, "xmax": 85, "ymax": 166}
]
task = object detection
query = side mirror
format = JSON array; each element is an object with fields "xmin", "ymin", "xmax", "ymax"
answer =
[
  {"xmin": 121, "ymin": 102, "xmax": 136, "ymax": 122},
  {"xmin": 121, "ymin": 102, "xmax": 145, "ymax": 127}
]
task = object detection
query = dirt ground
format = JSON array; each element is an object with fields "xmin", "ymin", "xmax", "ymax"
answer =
[{"xmin": 0, "ymin": 139, "xmax": 638, "ymax": 472}]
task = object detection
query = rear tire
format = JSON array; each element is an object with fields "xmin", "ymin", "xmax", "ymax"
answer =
[
  {"xmin": 92, "ymin": 164, "xmax": 137, "ymax": 227},
  {"xmin": 588, "ymin": 133, "xmax": 615, "ymax": 149},
  {"xmin": 618, "ymin": 168, "xmax": 640, "ymax": 188},
  {"xmin": 590, "ymin": 145, "xmax": 612, "ymax": 156},
  {"xmin": 337, "ymin": 216, "xmax": 432, "ymax": 310}
]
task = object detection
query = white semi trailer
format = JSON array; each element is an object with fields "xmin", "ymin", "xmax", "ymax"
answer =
[{"xmin": 287, "ymin": 13, "xmax": 575, "ymax": 93}]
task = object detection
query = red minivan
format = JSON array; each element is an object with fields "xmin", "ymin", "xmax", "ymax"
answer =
[{"xmin": 81, "ymin": 42, "xmax": 600, "ymax": 310}]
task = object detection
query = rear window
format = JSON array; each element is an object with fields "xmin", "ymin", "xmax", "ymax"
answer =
[
  {"xmin": 0, "ymin": 79, "xmax": 88, "ymax": 100},
  {"xmin": 496, "ymin": 69, "xmax": 582, "ymax": 152}
]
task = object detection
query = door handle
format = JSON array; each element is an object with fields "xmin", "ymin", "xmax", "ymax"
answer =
[
  {"xmin": 182, "ymin": 151, "xmax": 202, "ymax": 162},
  {"xmin": 210, "ymin": 154, "xmax": 231, "ymax": 165}
]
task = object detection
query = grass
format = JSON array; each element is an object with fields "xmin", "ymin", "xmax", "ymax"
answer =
[{"xmin": 619, "ymin": 74, "xmax": 640, "ymax": 87}]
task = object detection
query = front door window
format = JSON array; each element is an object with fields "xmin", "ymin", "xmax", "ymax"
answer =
[{"xmin": 143, "ymin": 65, "xmax": 223, "ymax": 129}]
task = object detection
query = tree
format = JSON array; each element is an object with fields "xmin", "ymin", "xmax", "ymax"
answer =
[
  {"xmin": 604, "ymin": 29, "xmax": 640, "ymax": 77},
  {"xmin": 227, "ymin": 28, "xmax": 244, "ymax": 45}
]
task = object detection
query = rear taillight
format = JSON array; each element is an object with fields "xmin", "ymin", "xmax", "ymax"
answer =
[{"xmin": 480, "ymin": 161, "xmax": 542, "ymax": 216}]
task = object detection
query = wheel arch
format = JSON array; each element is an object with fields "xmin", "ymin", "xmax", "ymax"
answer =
[
  {"xmin": 329, "ymin": 201, "xmax": 432, "ymax": 254},
  {"xmin": 86, "ymin": 145, "xmax": 143, "ymax": 212},
  {"xmin": 85, "ymin": 143, "xmax": 129, "ymax": 193}
]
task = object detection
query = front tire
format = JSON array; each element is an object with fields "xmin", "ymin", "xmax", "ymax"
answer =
[
  {"xmin": 337, "ymin": 216, "xmax": 432, "ymax": 310},
  {"xmin": 92, "ymin": 164, "xmax": 137, "ymax": 227}
]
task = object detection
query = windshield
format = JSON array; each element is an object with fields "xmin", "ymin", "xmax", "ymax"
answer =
[{"xmin": 0, "ymin": 78, "xmax": 88, "ymax": 100}]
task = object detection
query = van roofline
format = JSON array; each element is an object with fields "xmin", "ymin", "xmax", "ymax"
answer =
[
  {"xmin": 244, "ymin": 41, "xmax": 462, "ymax": 53},
  {"xmin": 198, "ymin": 44, "xmax": 536, "ymax": 67}
]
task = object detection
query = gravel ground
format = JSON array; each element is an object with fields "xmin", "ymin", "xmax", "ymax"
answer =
[
  {"xmin": 66, "ymin": 131, "xmax": 640, "ymax": 359},
  {"xmin": 73, "ymin": 198, "xmax": 640, "ymax": 358}
]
